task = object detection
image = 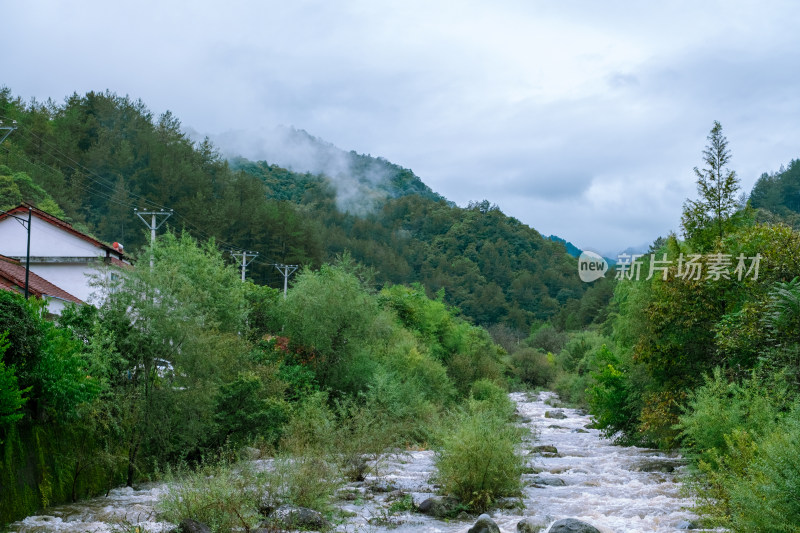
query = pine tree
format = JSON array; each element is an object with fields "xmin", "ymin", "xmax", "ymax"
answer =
[{"xmin": 681, "ymin": 121, "xmax": 741, "ymax": 244}]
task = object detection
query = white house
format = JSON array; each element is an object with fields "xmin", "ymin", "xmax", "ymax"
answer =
[
  {"xmin": 0, "ymin": 254, "xmax": 83, "ymax": 315},
  {"xmin": 0, "ymin": 204, "xmax": 129, "ymax": 306}
]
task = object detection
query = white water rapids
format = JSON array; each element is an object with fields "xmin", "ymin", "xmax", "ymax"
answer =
[{"xmin": 7, "ymin": 391, "xmax": 703, "ymax": 532}]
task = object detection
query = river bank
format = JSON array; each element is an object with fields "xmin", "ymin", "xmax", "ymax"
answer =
[{"xmin": 8, "ymin": 391, "xmax": 702, "ymax": 533}]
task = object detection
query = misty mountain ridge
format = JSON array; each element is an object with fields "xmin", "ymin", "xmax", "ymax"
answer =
[
  {"xmin": 206, "ymin": 124, "xmax": 598, "ymax": 255},
  {"xmin": 190, "ymin": 124, "xmax": 442, "ymax": 215}
]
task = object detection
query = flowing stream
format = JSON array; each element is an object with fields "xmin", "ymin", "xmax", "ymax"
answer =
[{"xmin": 7, "ymin": 391, "xmax": 703, "ymax": 533}]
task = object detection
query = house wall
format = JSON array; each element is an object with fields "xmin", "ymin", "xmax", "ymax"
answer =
[
  {"xmin": 44, "ymin": 296, "xmax": 71, "ymax": 316},
  {"xmin": 0, "ymin": 216, "xmax": 106, "ymax": 258},
  {"xmin": 0, "ymin": 214, "xmax": 119, "ymax": 305},
  {"xmin": 31, "ymin": 263, "xmax": 108, "ymax": 304}
]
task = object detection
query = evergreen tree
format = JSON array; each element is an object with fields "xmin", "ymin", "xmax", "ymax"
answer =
[{"xmin": 681, "ymin": 121, "xmax": 741, "ymax": 245}]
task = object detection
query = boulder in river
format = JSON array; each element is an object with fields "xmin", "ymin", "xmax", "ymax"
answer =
[
  {"xmin": 468, "ymin": 513, "xmax": 500, "ymax": 533},
  {"xmin": 531, "ymin": 445, "xmax": 559, "ymax": 455},
  {"xmin": 367, "ymin": 480, "xmax": 399, "ymax": 493},
  {"xmin": 517, "ymin": 517, "xmax": 549, "ymax": 533},
  {"xmin": 544, "ymin": 410, "xmax": 567, "ymax": 419},
  {"xmin": 633, "ymin": 458, "xmax": 684, "ymax": 473},
  {"xmin": 416, "ymin": 496, "xmax": 460, "ymax": 518},
  {"xmin": 530, "ymin": 475, "xmax": 566, "ymax": 487},
  {"xmin": 179, "ymin": 519, "xmax": 212, "ymax": 533},
  {"xmin": 547, "ymin": 518, "xmax": 602, "ymax": 533}
]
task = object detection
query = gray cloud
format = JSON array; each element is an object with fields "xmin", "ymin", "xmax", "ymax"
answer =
[{"xmin": 4, "ymin": 0, "xmax": 800, "ymax": 253}]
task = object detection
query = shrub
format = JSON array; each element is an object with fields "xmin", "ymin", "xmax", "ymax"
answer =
[
  {"xmin": 266, "ymin": 454, "xmax": 341, "ymax": 512},
  {"xmin": 157, "ymin": 460, "xmax": 265, "ymax": 533},
  {"xmin": 678, "ymin": 368, "xmax": 789, "ymax": 465},
  {"xmin": 469, "ymin": 379, "xmax": 514, "ymax": 418},
  {"xmin": 726, "ymin": 410, "xmax": 800, "ymax": 532},
  {"xmin": 528, "ymin": 324, "xmax": 567, "ymax": 354},
  {"xmin": 434, "ymin": 407, "xmax": 523, "ymax": 512},
  {"xmin": 551, "ymin": 371, "xmax": 589, "ymax": 407},
  {"xmin": 510, "ymin": 347, "xmax": 556, "ymax": 387},
  {"xmin": 586, "ymin": 345, "xmax": 642, "ymax": 440},
  {"xmin": 279, "ymin": 391, "xmax": 337, "ymax": 456},
  {"xmin": 213, "ymin": 371, "xmax": 290, "ymax": 448}
]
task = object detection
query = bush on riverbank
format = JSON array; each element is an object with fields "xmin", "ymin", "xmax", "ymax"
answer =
[
  {"xmin": 677, "ymin": 369, "xmax": 800, "ymax": 531},
  {"xmin": 434, "ymin": 386, "xmax": 524, "ymax": 512}
]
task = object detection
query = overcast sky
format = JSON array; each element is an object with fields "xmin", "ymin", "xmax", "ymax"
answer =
[{"xmin": 4, "ymin": 1, "xmax": 800, "ymax": 255}]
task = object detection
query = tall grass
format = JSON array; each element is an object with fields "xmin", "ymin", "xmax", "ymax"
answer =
[{"xmin": 434, "ymin": 385, "xmax": 524, "ymax": 512}]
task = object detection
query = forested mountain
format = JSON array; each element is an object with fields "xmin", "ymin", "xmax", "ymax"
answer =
[
  {"xmin": 0, "ymin": 88, "xmax": 605, "ymax": 331},
  {"xmin": 749, "ymin": 158, "xmax": 800, "ymax": 227},
  {"xmin": 547, "ymin": 235, "xmax": 581, "ymax": 257}
]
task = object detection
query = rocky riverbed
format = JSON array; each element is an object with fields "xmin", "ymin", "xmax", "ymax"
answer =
[{"xmin": 8, "ymin": 391, "xmax": 703, "ymax": 533}]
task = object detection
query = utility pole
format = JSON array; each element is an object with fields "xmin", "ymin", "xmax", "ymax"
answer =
[
  {"xmin": 231, "ymin": 250, "xmax": 258, "ymax": 282},
  {"xmin": 134, "ymin": 208, "xmax": 173, "ymax": 268},
  {"xmin": 24, "ymin": 207, "xmax": 31, "ymax": 299},
  {"xmin": 0, "ymin": 205, "xmax": 32, "ymax": 299},
  {"xmin": 274, "ymin": 264, "xmax": 298, "ymax": 299},
  {"xmin": 0, "ymin": 120, "xmax": 16, "ymax": 145}
]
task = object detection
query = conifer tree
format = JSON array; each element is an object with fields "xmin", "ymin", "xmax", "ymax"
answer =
[{"xmin": 681, "ymin": 121, "xmax": 741, "ymax": 243}]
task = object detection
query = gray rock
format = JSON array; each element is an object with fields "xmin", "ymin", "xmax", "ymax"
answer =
[
  {"xmin": 548, "ymin": 518, "xmax": 601, "ymax": 533},
  {"xmin": 267, "ymin": 505, "xmax": 330, "ymax": 530},
  {"xmin": 530, "ymin": 475, "xmax": 566, "ymax": 486},
  {"xmin": 367, "ymin": 480, "xmax": 398, "ymax": 493},
  {"xmin": 417, "ymin": 496, "xmax": 460, "ymax": 518},
  {"xmin": 468, "ymin": 513, "xmax": 500, "ymax": 533},
  {"xmin": 531, "ymin": 445, "xmax": 559, "ymax": 454},
  {"xmin": 633, "ymin": 458, "xmax": 684, "ymax": 473},
  {"xmin": 571, "ymin": 428, "xmax": 589, "ymax": 433},
  {"xmin": 179, "ymin": 520, "xmax": 211, "ymax": 533},
  {"xmin": 517, "ymin": 517, "xmax": 548, "ymax": 533},
  {"xmin": 544, "ymin": 410, "xmax": 567, "ymax": 419}
]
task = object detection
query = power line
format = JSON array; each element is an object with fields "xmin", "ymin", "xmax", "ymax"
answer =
[
  {"xmin": 273, "ymin": 264, "xmax": 299, "ymax": 299},
  {"xmin": 231, "ymin": 250, "xmax": 258, "ymax": 282},
  {"xmin": 0, "ymin": 120, "xmax": 17, "ymax": 145},
  {"xmin": 0, "ymin": 115, "xmax": 309, "ymax": 285}
]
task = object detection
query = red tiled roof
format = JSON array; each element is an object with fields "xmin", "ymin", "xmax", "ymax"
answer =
[
  {"xmin": 0, "ymin": 204, "xmax": 126, "ymax": 260},
  {"xmin": 0, "ymin": 255, "xmax": 84, "ymax": 304}
]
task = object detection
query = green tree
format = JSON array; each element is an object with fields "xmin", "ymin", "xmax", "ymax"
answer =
[
  {"xmin": 0, "ymin": 332, "xmax": 30, "ymax": 427},
  {"xmin": 682, "ymin": 121, "xmax": 741, "ymax": 245}
]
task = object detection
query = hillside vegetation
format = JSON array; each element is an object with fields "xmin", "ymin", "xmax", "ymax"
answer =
[
  {"xmin": 0, "ymin": 88, "xmax": 587, "ymax": 526},
  {"xmin": 0, "ymin": 88, "xmax": 603, "ymax": 332}
]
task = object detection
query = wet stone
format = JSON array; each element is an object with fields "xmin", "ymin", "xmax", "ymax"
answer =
[
  {"xmin": 544, "ymin": 410, "xmax": 568, "ymax": 419},
  {"xmin": 267, "ymin": 505, "xmax": 330, "ymax": 530},
  {"xmin": 368, "ymin": 480, "xmax": 399, "ymax": 493},
  {"xmin": 531, "ymin": 445, "xmax": 559, "ymax": 454},
  {"xmin": 179, "ymin": 519, "xmax": 212, "ymax": 533},
  {"xmin": 516, "ymin": 517, "xmax": 549, "ymax": 533},
  {"xmin": 416, "ymin": 496, "xmax": 460, "ymax": 518},
  {"xmin": 468, "ymin": 513, "xmax": 500, "ymax": 533},
  {"xmin": 548, "ymin": 518, "xmax": 602, "ymax": 533},
  {"xmin": 633, "ymin": 458, "xmax": 684, "ymax": 473},
  {"xmin": 530, "ymin": 475, "xmax": 566, "ymax": 486}
]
